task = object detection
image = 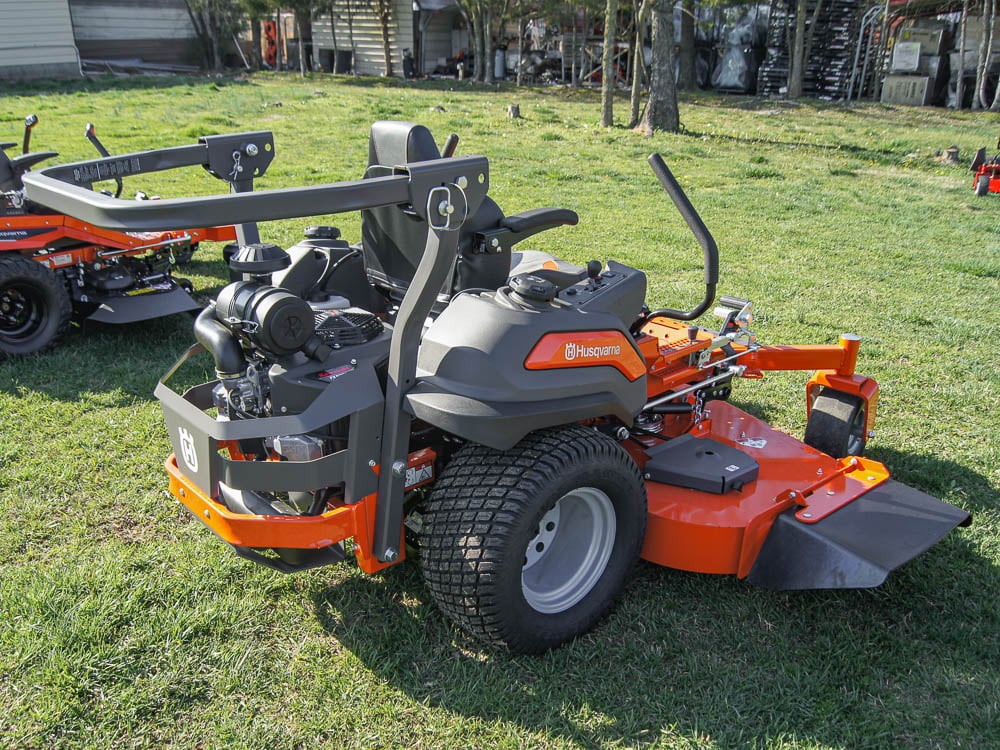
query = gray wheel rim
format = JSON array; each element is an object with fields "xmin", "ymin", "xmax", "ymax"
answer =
[{"xmin": 521, "ymin": 486, "xmax": 616, "ymax": 614}]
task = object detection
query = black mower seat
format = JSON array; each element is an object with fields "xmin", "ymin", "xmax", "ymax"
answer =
[
  {"xmin": 360, "ymin": 121, "xmax": 583, "ymax": 301},
  {"xmin": 0, "ymin": 149, "xmax": 59, "ymax": 192}
]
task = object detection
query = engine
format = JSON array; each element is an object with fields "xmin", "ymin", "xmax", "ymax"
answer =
[{"xmin": 193, "ymin": 244, "xmax": 388, "ymax": 521}]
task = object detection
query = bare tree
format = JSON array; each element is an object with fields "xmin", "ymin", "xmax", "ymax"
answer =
[
  {"xmin": 787, "ymin": 0, "xmax": 823, "ymax": 98},
  {"xmin": 638, "ymin": 0, "xmax": 678, "ymax": 134},
  {"xmin": 974, "ymin": 0, "xmax": 996, "ymax": 109},
  {"xmin": 600, "ymin": 0, "xmax": 619, "ymax": 126},
  {"xmin": 677, "ymin": 0, "xmax": 696, "ymax": 90},
  {"xmin": 372, "ymin": 0, "xmax": 394, "ymax": 76},
  {"xmin": 185, "ymin": 0, "xmax": 244, "ymax": 71},
  {"xmin": 628, "ymin": 0, "xmax": 651, "ymax": 128},
  {"xmin": 285, "ymin": 0, "xmax": 316, "ymax": 74}
]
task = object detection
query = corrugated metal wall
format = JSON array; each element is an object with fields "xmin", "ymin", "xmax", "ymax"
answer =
[
  {"xmin": 420, "ymin": 10, "xmax": 457, "ymax": 73},
  {"xmin": 0, "ymin": 0, "xmax": 80, "ymax": 79},
  {"xmin": 313, "ymin": 0, "xmax": 416, "ymax": 77},
  {"xmin": 69, "ymin": 0, "xmax": 199, "ymax": 65}
]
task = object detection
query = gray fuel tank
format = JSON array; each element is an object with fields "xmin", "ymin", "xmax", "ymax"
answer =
[{"xmin": 407, "ymin": 262, "xmax": 648, "ymax": 449}]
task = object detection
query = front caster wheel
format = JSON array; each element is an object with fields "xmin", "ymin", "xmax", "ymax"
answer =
[
  {"xmin": 420, "ymin": 425, "xmax": 647, "ymax": 654},
  {"xmin": 804, "ymin": 387, "xmax": 867, "ymax": 458}
]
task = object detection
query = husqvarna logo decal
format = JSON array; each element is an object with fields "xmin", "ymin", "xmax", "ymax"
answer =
[
  {"xmin": 178, "ymin": 427, "xmax": 199, "ymax": 472},
  {"xmin": 525, "ymin": 331, "xmax": 647, "ymax": 382},
  {"xmin": 564, "ymin": 341, "xmax": 622, "ymax": 361}
]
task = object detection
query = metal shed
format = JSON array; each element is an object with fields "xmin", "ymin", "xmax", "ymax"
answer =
[{"xmin": 0, "ymin": 0, "xmax": 81, "ymax": 80}]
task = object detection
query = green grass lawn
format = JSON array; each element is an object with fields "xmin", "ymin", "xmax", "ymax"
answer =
[{"xmin": 1, "ymin": 74, "xmax": 999, "ymax": 749}]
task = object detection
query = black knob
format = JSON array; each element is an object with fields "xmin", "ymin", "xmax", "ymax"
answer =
[
  {"xmin": 687, "ymin": 325, "xmax": 699, "ymax": 342},
  {"xmin": 587, "ymin": 260, "xmax": 603, "ymax": 280}
]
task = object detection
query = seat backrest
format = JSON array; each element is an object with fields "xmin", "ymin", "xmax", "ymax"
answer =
[
  {"xmin": 360, "ymin": 121, "xmax": 509, "ymax": 300},
  {"xmin": 0, "ymin": 148, "xmax": 18, "ymax": 192}
]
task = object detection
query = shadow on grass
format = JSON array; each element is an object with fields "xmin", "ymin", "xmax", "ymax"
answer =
[
  {"xmin": 0, "ymin": 311, "xmax": 202, "ymax": 402},
  {"xmin": 308, "ymin": 448, "xmax": 994, "ymax": 748},
  {"xmin": 678, "ymin": 126, "xmax": 901, "ymax": 166},
  {"xmin": 0, "ymin": 74, "xmax": 250, "ymax": 100}
]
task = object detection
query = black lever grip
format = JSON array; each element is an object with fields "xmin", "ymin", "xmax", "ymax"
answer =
[{"xmin": 642, "ymin": 153, "xmax": 719, "ymax": 322}]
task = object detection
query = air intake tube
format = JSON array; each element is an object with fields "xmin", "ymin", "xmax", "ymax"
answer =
[{"xmin": 194, "ymin": 306, "xmax": 246, "ymax": 379}]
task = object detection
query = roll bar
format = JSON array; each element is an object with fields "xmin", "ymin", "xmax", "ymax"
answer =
[{"xmin": 21, "ymin": 130, "xmax": 490, "ymax": 233}]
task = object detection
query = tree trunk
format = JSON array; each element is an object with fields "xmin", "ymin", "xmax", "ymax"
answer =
[
  {"xmin": 347, "ymin": 0, "xmax": 358, "ymax": 76},
  {"xmin": 375, "ymin": 0, "xmax": 393, "ymax": 76},
  {"xmin": 298, "ymin": 18, "xmax": 306, "ymax": 76},
  {"xmin": 275, "ymin": 9, "xmax": 283, "ymax": 71},
  {"xmin": 600, "ymin": 0, "xmax": 619, "ymax": 126},
  {"xmin": 515, "ymin": 0, "xmax": 523, "ymax": 86},
  {"xmin": 678, "ymin": 0, "xmax": 695, "ymax": 89},
  {"xmin": 629, "ymin": 0, "xmax": 650, "ymax": 127},
  {"xmin": 787, "ymin": 0, "xmax": 808, "ymax": 97},
  {"xmin": 183, "ymin": 1, "xmax": 212, "ymax": 69},
  {"xmin": 251, "ymin": 19, "xmax": 263, "ymax": 70},
  {"xmin": 482, "ymin": 6, "xmax": 494, "ymax": 83},
  {"xmin": 299, "ymin": 13, "xmax": 314, "ymax": 72},
  {"xmin": 466, "ymin": 4, "xmax": 482, "ymax": 81},
  {"xmin": 802, "ymin": 0, "xmax": 824, "ymax": 89},
  {"xmin": 639, "ymin": 0, "xmax": 678, "ymax": 134},
  {"xmin": 956, "ymin": 0, "xmax": 968, "ymax": 107},
  {"xmin": 978, "ymin": 0, "xmax": 996, "ymax": 108}
]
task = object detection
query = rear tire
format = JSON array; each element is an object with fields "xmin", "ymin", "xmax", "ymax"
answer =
[
  {"xmin": 420, "ymin": 425, "xmax": 646, "ymax": 654},
  {"xmin": 976, "ymin": 174, "xmax": 990, "ymax": 196},
  {"xmin": 0, "ymin": 255, "xmax": 71, "ymax": 358},
  {"xmin": 804, "ymin": 387, "xmax": 867, "ymax": 458}
]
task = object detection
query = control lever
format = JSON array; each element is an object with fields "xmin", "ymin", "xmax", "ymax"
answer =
[
  {"xmin": 85, "ymin": 123, "xmax": 123, "ymax": 198},
  {"xmin": 22, "ymin": 114, "xmax": 38, "ymax": 155},
  {"xmin": 441, "ymin": 133, "xmax": 459, "ymax": 158},
  {"xmin": 587, "ymin": 259, "xmax": 603, "ymax": 289}
]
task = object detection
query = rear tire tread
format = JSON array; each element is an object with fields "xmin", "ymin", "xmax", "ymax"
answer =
[
  {"xmin": 0, "ymin": 254, "xmax": 71, "ymax": 357},
  {"xmin": 420, "ymin": 425, "xmax": 645, "ymax": 653}
]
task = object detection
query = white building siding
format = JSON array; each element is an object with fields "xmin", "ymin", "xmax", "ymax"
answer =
[
  {"xmin": 0, "ymin": 0, "xmax": 80, "ymax": 79},
  {"xmin": 69, "ymin": 0, "xmax": 198, "ymax": 64},
  {"xmin": 70, "ymin": 0, "xmax": 192, "ymax": 41},
  {"xmin": 313, "ymin": 0, "xmax": 415, "ymax": 77}
]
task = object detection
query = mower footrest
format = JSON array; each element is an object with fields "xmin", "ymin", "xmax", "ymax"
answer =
[{"xmin": 747, "ymin": 479, "xmax": 971, "ymax": 590}]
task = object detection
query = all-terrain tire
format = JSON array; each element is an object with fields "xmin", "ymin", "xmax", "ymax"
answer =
[
  {"xmin": 803, "ymin": 387, "xmax": 867, "ymax": 458},
  {"xmin": 0, "ymin": 255, "xmax": 71, "ymax": 358},
  {"xmin": 420, "ymin": 424, "xmax": 646, "ymax": 654},
  {"xmin": 976, "ymin": 174, "xmax": 990, "ymax": 197}
]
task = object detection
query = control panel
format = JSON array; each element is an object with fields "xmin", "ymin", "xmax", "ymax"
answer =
[{"xmin": 556, "ymin": 260, "xmax": 647, "ymax": 326}]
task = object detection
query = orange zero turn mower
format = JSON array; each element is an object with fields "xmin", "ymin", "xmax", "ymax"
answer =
[
  {"xmin": 23, "ymin": 123, "xmax": 971, "ymax": 654},
  {"xmin": 1, "ymin": 114, "xmax": 236, "ymax": 357}
]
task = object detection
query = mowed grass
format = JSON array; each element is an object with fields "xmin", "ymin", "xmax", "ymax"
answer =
[{"xmin": 1, "ymin": 74, "xmax": 999, "ymax": 749}]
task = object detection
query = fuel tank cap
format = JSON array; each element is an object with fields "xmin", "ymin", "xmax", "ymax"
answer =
[{"xmin": 508, "ymin": 274, "xmax": 556, "ymax": 304}]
